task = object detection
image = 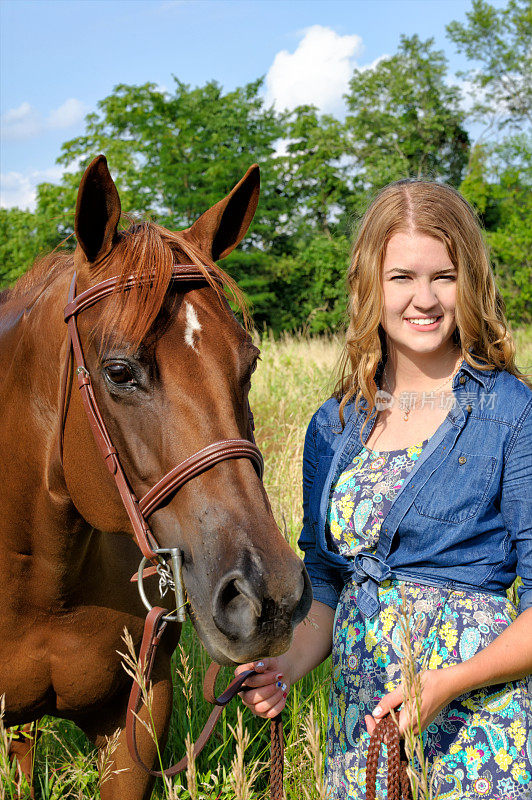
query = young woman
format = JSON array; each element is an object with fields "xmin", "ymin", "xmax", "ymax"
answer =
[{"xmin": 236, "ymin": 180, "xmax": 532, "ymax": 799}]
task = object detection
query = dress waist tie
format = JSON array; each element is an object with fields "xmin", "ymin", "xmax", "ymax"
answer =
[{"xmin": 350, "ymin": 552, "xmax": 392, "ymax": 618}]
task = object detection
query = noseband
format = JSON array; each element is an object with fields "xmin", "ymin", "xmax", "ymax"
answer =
[{"xmin": 60, "ymin": 265, "xmax": 264, "ymax": 620}]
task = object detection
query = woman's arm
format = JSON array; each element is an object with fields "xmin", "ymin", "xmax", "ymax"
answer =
[
  {"xmin": 235, "ymin": 599, "xmax": 334, "ymax": 719},
  {"xmin": 367, "ymin": 605, "xmax": 532, "ymax": 736}
]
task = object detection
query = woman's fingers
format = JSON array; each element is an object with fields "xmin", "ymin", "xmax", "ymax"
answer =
[
  {"xmin": 366, "ymin": 685, "xmax": 418, "ymax": 737},
  {"xmin": 365, "ymin": 714, "xmax": 376, "ymax": 735},
  {"xmin": 235, "ymin": 659, "xmax": 286, "ymax": 689},
  {"xmin": 371, "ymin": 687, "xmax": 404, "ymax": 721},
  {"xmin": 245, "ymin": 670, "xmax": 285, "ymax": 688},
  {"xmin": 241, "ymin": 679, "xmax": 281, "ymax": 704},
  {"xmin": 235, "ymin": 660, "xmax": 267, "ymax": 677},
  {"xmin": 240, "ymin": 676, "xmax": 289, "ymax": 708},
  {"xmin": 245, "ymin": 687, "xmax": 289, "ymax": 719},
  {"xmin": 234, "ymin": 659, "xmax": 289, "ymax": 718}
]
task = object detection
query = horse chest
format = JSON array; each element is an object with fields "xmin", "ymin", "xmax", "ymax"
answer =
[
  {"xmin": 48, "ymin": 610, "xmax": 144, "ymax": 714},
  {"xmin": 1, "ymin": 608, "xmax": 145, "ymax": 722}
]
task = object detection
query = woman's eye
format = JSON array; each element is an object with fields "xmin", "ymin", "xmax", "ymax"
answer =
[{"xmin": 104, "ymin": 363, "xmax": 135, "ymax": 386}]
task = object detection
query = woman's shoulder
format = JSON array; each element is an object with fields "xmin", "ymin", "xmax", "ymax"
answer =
[
  {"xmin": 493, "ymin": 367, "xmax": 532, "ymax": 394},
  {"xmin": 309, "ymin": 394, "xmax": 359, "ymax": 429},
  {"xmin": 304, "ymin": 395, "xmax": 359, "ymax": 458},
  {"xmin": 311, "ymin": 396, "xmax": 341, "ymax": 428},
  {"xmin": 463, "ymin": 359, "xmax": 531, "ymax": 422},
  {"xmin": 491, "ymin": 369, "xmax": 532, "ymax": 422}
]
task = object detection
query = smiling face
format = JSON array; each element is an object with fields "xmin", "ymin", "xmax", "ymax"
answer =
[{"xmin": 381, "ymin": 231, "xmax": 458, "ymax": 359}]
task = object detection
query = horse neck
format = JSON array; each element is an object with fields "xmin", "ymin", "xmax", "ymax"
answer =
[{"xmin": 0, "ymin": 269, "xmax": 100, "ymax": 589}]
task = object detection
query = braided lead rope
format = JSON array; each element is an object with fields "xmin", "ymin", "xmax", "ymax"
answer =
[
  {"xmin": 399, "ymin": 741, "xmax": 412, "ymax": 800},
  {"xmin": 270, "ymin": 714, "xmax": 284, "ymax": 800},
  {"xmin": 365, "ymin": 716, "xmax": 412, "ymax": 800}
]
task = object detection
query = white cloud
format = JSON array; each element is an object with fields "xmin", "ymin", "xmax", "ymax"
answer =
[
  {"xmin": 1, "ymin": 102, "xmax": 41, "ymax": 141},
  {"xmin": 272, "ymin": 138, "xmax": 291, "ymax": 157},
  {"xmin": 47, "ymin": 98, "xmax": 87, "ymax": 129},
  {"xmin": 265, "ymin": 25, "xmax": 364, "ymax": 115},
  {"xmin": 1, "ymin": 166, "xmax": 64, "ymax": 211},
  {"xmin": 359, "ymin": 54, "xmax": 389, "ymax": 73},
  {"xmin": 1, "ymin": 97, "xmax": 88, "ymax": 142}
]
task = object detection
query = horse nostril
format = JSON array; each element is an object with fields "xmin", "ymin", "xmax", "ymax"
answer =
[
  {"xmin": 220, "ymin": 577, "xmax": 239, "ymax": 606},
  {"xmin": 212, "ymin": 572, "xmax": 263, "ymax": 641}
]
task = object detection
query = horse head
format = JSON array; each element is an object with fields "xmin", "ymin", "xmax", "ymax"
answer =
[{"xmin": 60, "ymin": 155, "xmax": 312, "ymax": 665}]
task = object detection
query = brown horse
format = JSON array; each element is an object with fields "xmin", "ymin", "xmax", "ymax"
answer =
[{"xmin": 0, "ymin": 155, "xmax": 311, "ymax": 799}]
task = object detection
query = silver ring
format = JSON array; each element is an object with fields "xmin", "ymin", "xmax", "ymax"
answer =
[{"xmin": 136, "ymin": 549, "xmax": 186, "ymax": 623}]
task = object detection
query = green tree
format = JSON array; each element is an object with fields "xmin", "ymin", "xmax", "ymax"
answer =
[
  {"xmin": 447, "ymin": 0, "xmax": 532, "ymax": 131},
  {"xmin": 461, "ymin": 134, "xmax": 532, "ymax": 323},
  {"xmin": 0, "ymin": 208, "xmax": 43, "ymax": 286},
  {"xmin": 0, "ymin": 179, "xmax": 78, "ymax": 288},
  {"xmin": 58, "ymin": 79, "xmax": 288, "ymax": 247},
  {"xmin": 344, "ymin": 35, "xmax": 470, "ymax": 193},
  {"xmin": 280, "ymin": 106, "xmax": 352, "ymax": 238},
  {"xmin": 269, "ymin": 235, "xmax": 351, "ymax": 333}
]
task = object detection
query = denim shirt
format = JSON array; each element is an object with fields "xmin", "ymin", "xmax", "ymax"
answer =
[{"xmin": 298, "ymin": 361, "xmax": 532, "ymax": 618}]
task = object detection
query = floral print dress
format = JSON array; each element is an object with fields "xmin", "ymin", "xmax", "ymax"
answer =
[{"xmin": 325, "ymin": 442, "xmax": 532, "ymax": 800}]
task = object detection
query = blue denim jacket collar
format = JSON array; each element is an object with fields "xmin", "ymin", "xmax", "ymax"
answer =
[{"xmin": 456, "ymin": 358, "xmax": 496, "ymax": 391}]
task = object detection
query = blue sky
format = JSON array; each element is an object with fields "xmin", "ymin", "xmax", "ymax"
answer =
[{"xmin": 1, "ymin": 0, "xmax": 493, "ymax": 209}]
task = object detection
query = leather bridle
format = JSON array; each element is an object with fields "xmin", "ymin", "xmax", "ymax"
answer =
[
  {"xmin": 61, "ymin": 264, "xmax": 263, "ymax": 581},
  {"xmin": 58, "ymin": 265, "xmax": 284, "ymax": 792}
]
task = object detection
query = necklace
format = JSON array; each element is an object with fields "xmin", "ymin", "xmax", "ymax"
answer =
[{"xmin": 382, "ymin": 356, "xmax": 462, "ymax": 421}]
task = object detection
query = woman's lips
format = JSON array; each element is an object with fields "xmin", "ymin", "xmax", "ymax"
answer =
[{"xmin": 404, "ymin": 315, "xmax": 443, "ymax": 331}]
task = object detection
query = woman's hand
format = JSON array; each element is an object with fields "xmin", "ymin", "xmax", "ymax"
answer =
[
  {"xmin": 365, "ymin": 668, "xmax": 456, "ymax": 737},
  {"xmin": 234, "ymin": 600, "xmax": 335, "ymax": 720},
  {"xmin": 235, "ymin": 657, "xmax": 291, "ymax": 719}
]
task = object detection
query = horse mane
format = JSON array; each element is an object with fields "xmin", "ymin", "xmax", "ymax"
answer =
[
  {"xmin": 8, "ymin": 250, "xmax": 75, "ymax": 303},
  {"xmin": 7, "ymin": 221, "xmax": 249, "ymax": 352}
]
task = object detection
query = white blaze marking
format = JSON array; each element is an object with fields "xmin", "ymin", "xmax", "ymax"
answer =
[{"xmin": 184, "ymin": 301, "xmax": 201, "ymax": 351}]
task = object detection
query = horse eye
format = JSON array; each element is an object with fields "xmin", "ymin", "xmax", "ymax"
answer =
[
  {"xmin": 243, "ymin": 358, "xmax": 258, "ymax": 385},
  {"xmin": 104, "ymin": 362, "xmax": 135, "ymax": 386}
]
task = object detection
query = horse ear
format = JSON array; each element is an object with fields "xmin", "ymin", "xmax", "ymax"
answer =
[
  {"xmin": 75, "ymin": 155, "xmax": 121, "ymax": 264},
  {"xmin": 183, "ymin": 164, "xmax": 260, "ymax": 261}
]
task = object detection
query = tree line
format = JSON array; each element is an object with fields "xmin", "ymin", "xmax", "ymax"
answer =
[{"xmin": 1, "ymin": 0, "xmax": 530, "ymax": 330}]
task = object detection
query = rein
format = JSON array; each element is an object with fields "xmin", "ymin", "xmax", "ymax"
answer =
[{"xmin": 60, "ymin": 266, "xmax": 284, "ymax": 794}]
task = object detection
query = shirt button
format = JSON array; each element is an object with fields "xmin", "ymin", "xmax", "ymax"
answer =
[
  {"xmin": 466, "ymin": 404, "xmax": 472, "ymax": 413},
  {"xmin": 459, "ymin": 456, "xmax": 467, "ymax": 464},
  {"xmin": 459, "ymin": 376, "xmax": 466, "ymax": 384}
]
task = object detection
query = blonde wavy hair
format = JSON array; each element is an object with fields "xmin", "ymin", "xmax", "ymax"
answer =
[{"xmin": 336, "ymin": 179, "xmax": 529, "ymax": 427}]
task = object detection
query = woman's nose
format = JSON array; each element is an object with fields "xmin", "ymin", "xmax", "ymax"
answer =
[{"xmin": 412, "ymin": 278, "xmax": 439, "ymax": 309}]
